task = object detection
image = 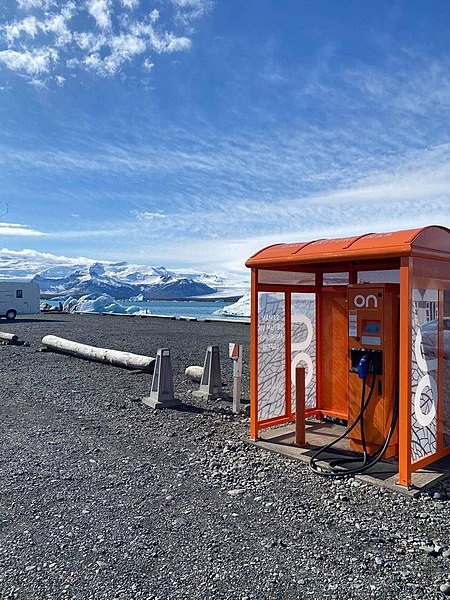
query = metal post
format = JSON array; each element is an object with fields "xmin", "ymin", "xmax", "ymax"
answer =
[
  {"xmin": 229, "ymin": 343, "xmax": 243, "ymax": 413},
  {"xmin": 295, "ymin": 366, "xmax": 306, "ymax": 446}
]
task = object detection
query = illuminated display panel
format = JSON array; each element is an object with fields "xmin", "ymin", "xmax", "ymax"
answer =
[{"xmin": 363, "ymin": 321, "xmax": 381, "ymax": 334}]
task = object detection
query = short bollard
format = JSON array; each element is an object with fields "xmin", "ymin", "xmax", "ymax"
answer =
[
  {"xmin": 192, "ymin": 345, "xmax": 225, "ymax": 400},
  {"xmin": 229, "ymin": 343, "xmax": 243, "ymax": 413},
  {"xmin": 294, "ymin": 366, "xmax": 306, "ymax": 446},
  {"xmin": 142, "ymin": 348, "xmax": 180, "ymax": 409}
]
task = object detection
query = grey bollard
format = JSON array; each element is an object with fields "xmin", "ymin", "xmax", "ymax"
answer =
[
  {"xmin": 142, "ymin": 348, "xmax": 180, "ymax": 409},
  {"xmin": 192, "ymin": 345, "xmax": 226, "ymax": 400}
]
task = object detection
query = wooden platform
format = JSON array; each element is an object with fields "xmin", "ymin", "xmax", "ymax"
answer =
[{"xmin": 248, "ymin": 421, "xmax": 450, "ymax": 497}]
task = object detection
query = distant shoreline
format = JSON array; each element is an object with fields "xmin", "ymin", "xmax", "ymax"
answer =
[{"xmin": 40, "ymin": 294, "xmax": 244, "ymax": 303}]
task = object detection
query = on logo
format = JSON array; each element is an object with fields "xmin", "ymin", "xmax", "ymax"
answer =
[{"xmin": 354, "ymin": 294, "xmax": 378, "ymax": 309}]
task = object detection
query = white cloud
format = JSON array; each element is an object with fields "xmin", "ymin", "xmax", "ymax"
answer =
[
  {"xmin": 83, "ymin": 52, "xmax": 102, "ymax": 70},
  {"xmin": 130, "ymin": 21, "xmax": 191, "ymax": 53},
  {"xmin": 86, "ymin": 0, "xmax": 112, "ymax": 30},
  {"xmin": 171, "ymin": 0, "xmax": 205, "ymax": 7},
  {"xmin": 0, "ymin": 247, "xmax": 94, "ymax": 266},
  {"xmin": 0, "ymin": 222, "xmax": 47, "ymax": 236},
  {"xmin": 0, "ymin": 48, "xmax": 57, "ymax": 74},
  {"xmin": 55, "ymin": 74, "xmax": 65, "ymax": 85},
  {"xmin": 1, "ymin": 0, "xmax": 202, "ymax": 83},
  {"xmin": 28, "ymin": 76, "xmax": 46, "ymax": 88},
  {"xmin": 135, "ymin": 211, "xmax": 168, "ymax": 220},
  {"xmin": 4, "ymin": 16, "xmax": 39, "ymax": 43},
  {"xmin": 42, "ymin": 13, "xmax": 73, "ymax": 46},
  {"xmin": 73, "ymin": 31, "xmax": 106, "ymax": 52},
  {"xmin": 171, "ymin": 0, "xmax": 212, "ymax": 25},
  {"xmin": 16, "ymin": 0, "xmax": 55, "ymax": 10},
  {"xmin": 121, "ymin": 0, "xmax": 139, "ymax": 8},
  {"xmin": 104, "ymin": 33, "xmax": 147, "ymax": 71},
  {"xmin": 143, "ymin": 57, "xmax": 154, "ymax": 71},
  {"xmin": 3, "ymin": 10, "xmax": 73, "ymax": 47}
]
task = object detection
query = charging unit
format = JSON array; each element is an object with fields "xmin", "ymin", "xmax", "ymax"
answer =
[
  {"xmin": 347, "ymin": 284, "xmax": 399, "ymax": 459},
  {"xmin": 246, "ymin": 226, "xmax": 450, "ymax": 487}
]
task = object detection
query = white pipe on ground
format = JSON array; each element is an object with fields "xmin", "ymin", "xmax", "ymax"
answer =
[{"xmin": 41, "ymin": 335, "xmax": 155, "ymax": 372}]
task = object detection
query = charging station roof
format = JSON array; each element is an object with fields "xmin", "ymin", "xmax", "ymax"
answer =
[{"xmin": 246, "ymin": 225, "xmax": 450, "ymax": 268}]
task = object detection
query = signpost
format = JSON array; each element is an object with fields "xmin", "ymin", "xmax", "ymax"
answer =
[{"xmin": 229, "ymin": 343, "xmax": 243, "ymax": 414}]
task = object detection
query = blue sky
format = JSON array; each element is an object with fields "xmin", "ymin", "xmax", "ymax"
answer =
[{"xmin": 0, "ymin": 0, "xmax": 449, "ymax": 277}]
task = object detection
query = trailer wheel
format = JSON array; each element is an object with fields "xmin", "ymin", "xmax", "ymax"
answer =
[{"xmin": 6, "ymin": 309, "xmax": 17, "ymax": 321}]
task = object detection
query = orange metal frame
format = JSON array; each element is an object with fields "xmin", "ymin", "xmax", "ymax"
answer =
[{"xmin": 247, "ymin": 226, "xmax": 450, "ymax": 489}]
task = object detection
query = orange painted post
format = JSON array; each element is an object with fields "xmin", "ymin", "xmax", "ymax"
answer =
[
  {"xmin": 398, "ymin": 257, "xmax": 412, "ymax": 487},
  {"xmin": 295, "ymin": 366, "xmax": 306, "ymax": 446},
  {"xmin": 250, "ymin": 268, "xmax": 259, "ymax": 440}
]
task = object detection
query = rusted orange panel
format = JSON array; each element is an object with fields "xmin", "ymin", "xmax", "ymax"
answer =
[{"xmin": 319, "ymin": 289, "xmax": 348, "ymax": 418}]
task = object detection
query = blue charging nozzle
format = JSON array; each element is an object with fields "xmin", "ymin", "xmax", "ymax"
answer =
[{"xmin": 358, "ymin": 354, "xmax": 369, "ymax": 380}]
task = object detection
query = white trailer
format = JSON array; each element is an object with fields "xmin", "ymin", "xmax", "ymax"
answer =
[{"xmin": 0, "ymin": 282, "xmax": 40, "ymax": 320}]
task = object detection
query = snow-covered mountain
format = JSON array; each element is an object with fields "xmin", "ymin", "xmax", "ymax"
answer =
[{"xmin": 0, "ymin": 248, "xmax": 249, "ymax": 299}]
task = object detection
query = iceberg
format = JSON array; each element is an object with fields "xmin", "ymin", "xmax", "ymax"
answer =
[
  {"xmin": 213, "ymin": 293, "xmax": 250, "ymax": 317},
  {"xmin": 64, "ymin": 294, "xmax": 149, "ymax": 315}
]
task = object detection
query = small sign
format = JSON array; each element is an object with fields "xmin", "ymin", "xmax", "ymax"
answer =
[
  {"xmin": 229, "ymin": 343, "xmax": 241, "ymax": 360},
  {"xmin": 349, "ymin": 324, "xmax": 358, "ymax": 337}
]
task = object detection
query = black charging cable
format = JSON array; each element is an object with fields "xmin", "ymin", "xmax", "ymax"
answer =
[{"xmin": 309, "ymin": 358, "xmax": 378, "ymax": 476}]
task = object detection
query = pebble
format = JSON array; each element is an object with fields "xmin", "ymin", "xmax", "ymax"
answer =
[
  {"xmin": 440, "ymin": 583, "xmax": 450, "ymax": 595},
  {"xmin": 227, "ymin": 489, "xmax": 245, "ymax": 496}
]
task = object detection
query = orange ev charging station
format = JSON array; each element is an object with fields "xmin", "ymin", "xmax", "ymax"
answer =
[{"xmin": 245, "ymin": 226, "xmax": 450, "ymax": 488}]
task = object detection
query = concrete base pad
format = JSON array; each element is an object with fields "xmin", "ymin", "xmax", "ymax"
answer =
[
  {"xmin": 248, "ymin": 421, "xmax": 450, "ymax": 497},
  {"xmin": 142, "ymin": 396, "xmax": 181, "ymax": 409}
]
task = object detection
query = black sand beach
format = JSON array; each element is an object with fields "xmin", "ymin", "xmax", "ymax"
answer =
[{"xmin": 1, "ymin": 314, "xmax": 450, "ymax": 599}]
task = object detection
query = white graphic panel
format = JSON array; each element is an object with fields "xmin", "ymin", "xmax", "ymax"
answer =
[
  {"xmin": 291, "ymin": 294, "xmax": 316, "ymax": 411},
  {"xmin": 257, "ymin": 292, "xmax": 286, "ymax": 421},
  {"xmin": 444, "ymin": 292, "xmax": 450, "ymax": 448},
  {"xmin": 411, "ymin": 289, "xmax": 439, "ymax": 462}
]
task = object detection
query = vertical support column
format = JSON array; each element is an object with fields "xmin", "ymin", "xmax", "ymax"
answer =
[
  {"xmin": 295, "ymin": 366, "xmax": 306, "ymax": 446},
  {"xmin": 398, "ymin": 257, "xmax": 412, "ymax": 487},
  {"xmin": 250, "ymin": 269, "xmax": 259, "ymax": 440},
  {"xmin": 437, "ymin": 289, "xmax": 444, "ymax": 453},
  {"xmin": 315, "ymin": 273, "xmax": 323, "ymax": 418},
  {"xmin": 285, "ymin": 291, "xmax": 292, "ymax": 419}
]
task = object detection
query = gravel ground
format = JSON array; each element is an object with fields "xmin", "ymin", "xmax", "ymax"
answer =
[{"xmin": 1, "ymin": 313, "xmax": 450, "ymax": 600}]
